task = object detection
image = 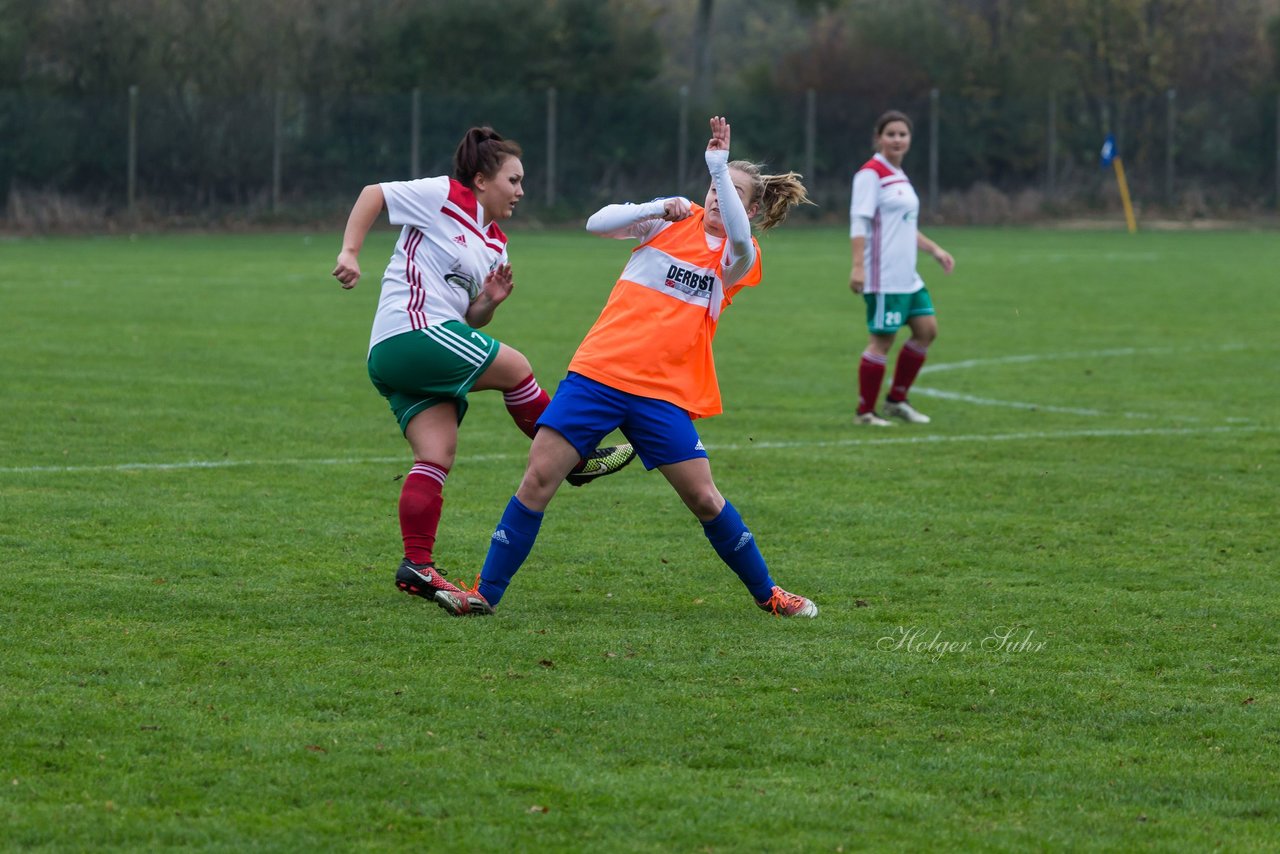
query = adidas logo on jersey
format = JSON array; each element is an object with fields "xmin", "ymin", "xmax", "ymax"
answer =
[
  {"xmin": 491, "ymin": 528, "xmax": 511, "ymax": 545},
  {"xmin": 733, "ymin": 531, "xmax": 753, "ymax": 552},
  {"xmin": 694, "ymin": 440, "xmax": 705, "ymax": 451},
  {"xmin": 452, "ymin": 233, "xmax": 468, "ymax": 246}
]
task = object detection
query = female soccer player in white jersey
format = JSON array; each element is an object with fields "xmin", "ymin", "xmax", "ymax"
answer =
[
  {"xmin": 432, "ymin": 117, "xmax": 819, "ymax": 619},
  {"xmin": 849, "ymin": 110, "xmax": 955, "ymax": 426},
  {"xmin": 331, "ymin": 127, "xmax": 635, "ymax": 612}
]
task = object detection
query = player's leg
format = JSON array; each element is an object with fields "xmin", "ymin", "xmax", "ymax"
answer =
[
  {"xmin": 473, "ymin": 342, "xmax": 635, "ymax": 484},
  {"xmin": 660, "ymin": 458, "xmax": 817, "ymax": 618},
  {"xmin": 391, "ymin": 402, "xmax": 469, "ymax": 603},
  {"xmin": 439, "ymin": 427, "xmax": 584, "ymax": 617},
  {"xmin": 471, "ymin": 342, "xmax": 547, "ymax": 437},
  {"xmin": 368, "ymin": 328, "xmax": 485, "ymax": 608},
  {"xmin": 400, "ymin": 402, "xmax": 459, "ymax": 566},
  {"xmin": 460, "ymin": 374, "xmax": 624, "ymax": 615},
  {"xmin": 629, "ymin": 400, "xmax": 816, "ymax": 618},
  {"xmin": 857, "ymin": 335, "xmax": 896, "ymax": 425},
  {"xmin": 660, "ymin": 457, "xmax": 768, "ymax": 599},
  {"xmin": 884, "ymin": 292, "xmax": 937, "ymax": 424},
  {"xmin": 856, "ymin": 292, "xmax": 898, "ymax": 426}
]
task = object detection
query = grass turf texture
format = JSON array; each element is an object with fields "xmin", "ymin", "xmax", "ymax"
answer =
[{"xmin": 1, "ymin": 227, "xmax": 1277, "ymax": 851}]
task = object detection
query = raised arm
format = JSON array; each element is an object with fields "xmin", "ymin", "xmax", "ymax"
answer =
[{"xmin": 706, "ymin": 116, "xmax": 756, "ymax": 286}]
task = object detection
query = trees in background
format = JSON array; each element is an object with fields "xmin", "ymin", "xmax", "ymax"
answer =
[
  {"xmin": 749, "ymin": 0, "xmax": 1277, "ymax": 195},
  {"xmin": 2, "ymin": 0, "xmax": 1277, "ymax": 217}
]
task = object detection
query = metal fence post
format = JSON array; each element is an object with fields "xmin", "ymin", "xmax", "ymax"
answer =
[
  {"xmin": 127, "ymin": 85, "xmax": 138, "ymax": 216},
  {"xmin": 928, "ymin": 88, "xmax": 939, "ymax": 216},
  {"xmin": 272, "ymin": 89, "xmax": 283, "ymax": 214},
  {"xmin": 1047, "ymin": 90, "xmax": 1057, "ymax": 199},
  {"xmin": 410, "ymin": 88, "xmax": 421, "ymax": 177},
  {"xmin": 804, "ymin": 88, "xmax": 816, "ymax": 189},
  {"xmin": 677, "ymin": 85, "xmax": 689, "ymax": 193},
  {"xmin": 546, "ymin": 87, "xmax": 557, "ymax": 208},
  {"xmin": 1165, "ymin": 88, "xmax": 1176, "ymax": 207}
]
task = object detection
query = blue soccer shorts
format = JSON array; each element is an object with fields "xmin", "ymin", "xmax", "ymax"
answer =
[{"xmin": 537, "ymin": 372, "xmax": 709, "ymax": 470}]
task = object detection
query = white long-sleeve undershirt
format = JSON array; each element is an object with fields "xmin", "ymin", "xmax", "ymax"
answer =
[
  {"xmin": 585, "ymin": 199, "xmax": 675, "ymax": 241},
  {"xmin": 583, "ymin": 152, "xmax": 757, "ymax": 320},
  {"xmin": 706, "ymin": 149, "xmax": 756, "ymax": 287}
]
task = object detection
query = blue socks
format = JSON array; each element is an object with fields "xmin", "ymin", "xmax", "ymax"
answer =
[
  {"xmin": 480, "ymin": 497, "xmax": 771, "ymax": 608},
  {"xmin": 702, "ymin": 501, "xmax": 775, "ymax": 602},
  {"xmin": 478, "ymin": 496, "xmax": 544, "ymax": 606}
]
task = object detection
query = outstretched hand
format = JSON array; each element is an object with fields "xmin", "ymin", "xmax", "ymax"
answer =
[
  {"xmin": 707, "ymin": 116, "xmax": 730, "ymax": 153},
  {"xmin": 480, "ymin": 263, "xmax": 514, "ymax": 306}
]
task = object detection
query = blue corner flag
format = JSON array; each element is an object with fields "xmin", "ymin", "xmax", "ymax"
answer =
[
  {"xmin": 1100, "ymin": 133, "xmax": 1137, "ymax": 233},
  {"xmin": 1100, "ymin": 134, "xmax": 1117, "ymax": 167}
]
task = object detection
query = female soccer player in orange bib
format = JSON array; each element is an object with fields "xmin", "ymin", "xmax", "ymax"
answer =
[{"xmin": 434, "ymin": 117, "xmax": 819, "ymax": 618}]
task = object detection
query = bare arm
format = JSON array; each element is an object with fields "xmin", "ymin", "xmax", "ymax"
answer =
[
  {"xmin": 464, "ymin": 264, "xmax": 514, "ymax": 328},
  {"xmin": 918, "ymin": 231, "xmax": 955, "ymax": 274},
  {"xmin": 849, "ymin": 235, "xmax": 867, "ymax": 293},
  {"xmin": 332, "ymin": 184, "xmax": 386, "ymax": 289},
  {"xmin": 848, "ymin": 170, "xmax": 877, "ymax": 294}
]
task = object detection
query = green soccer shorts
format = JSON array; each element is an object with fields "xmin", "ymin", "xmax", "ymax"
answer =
[
  {"xmin": 367, "ymin": 322, "xmax": 500, "ymax": 434},
  {"xmin": 863, "ymin": 288, "xmax": 935, "ymax": 335}
]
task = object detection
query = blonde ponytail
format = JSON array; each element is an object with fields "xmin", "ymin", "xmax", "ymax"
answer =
[{"xmin": 728, "ymin": 160, "xmax": 814, "ymax": 232}]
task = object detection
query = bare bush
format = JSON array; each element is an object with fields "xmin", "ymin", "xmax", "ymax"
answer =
[{"xmin": 5, "ymin": 188, "xmax": 109, "ymax": 233}]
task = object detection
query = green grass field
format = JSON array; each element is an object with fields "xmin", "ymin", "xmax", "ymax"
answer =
[{"xmin": 2, "ymin": 225, "xmax": 1277, "ymax": 851}]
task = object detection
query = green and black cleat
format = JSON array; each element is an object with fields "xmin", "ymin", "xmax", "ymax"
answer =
[{"xmin": 565, "ymin": 443, "xmax": 637, "ymax": 487}]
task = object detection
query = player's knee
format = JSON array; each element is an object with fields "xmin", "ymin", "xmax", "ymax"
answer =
[
  {"xmin": 683, "ymin": 486, "xmax": 724, "ymax": 520},
  {"xmin": 516, "ymin": 450, "xmax": 568, "ymax": 507},
  {"xmin": 516, "ymin": 466, "xmax": 559, "ymax": 509},
  {"xmin": 485, "ymin": 346, "xmax": 533, "ymax": 391},
  {"xmin": 502, "ymin": 346, "xmax": 533, "ymax": 378}
]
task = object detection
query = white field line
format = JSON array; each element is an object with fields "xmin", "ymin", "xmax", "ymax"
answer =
[
  {"xmin": 918, "ymin": 343, "xmax": 1247, "ymax": 375},
  {"xmin": 908, "ymin": 386, "xmax": 1183, "ymax": 421},
  {"xmin": 2, "ymin": 346, "xmax": 1263, "ymax": 476},
  {"xmin": 707, "ymin": 425, "xmax": 1269, "ymax": 451},
  {"xmin": 910, "ymin": 387, "xmax": 1113, "ymax": 417},
  {"xmin": 912, "ymin": 343, "xmax": 1253, "ymax": 420},
  {"xmin": 0, "ymin": 454, "xmax": 504, "ymax": 475},
  {"xmin": 1, "ymin": 425, "xmax": 1271, "ymax": 475}
]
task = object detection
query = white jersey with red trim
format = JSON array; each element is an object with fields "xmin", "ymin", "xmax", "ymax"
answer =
[
  {"xmin": 849, "ymin": 153, "xmax": 923, "ymax": 295},
  {"xmin": 368, "ymin": 176, "xmax": 509, "ymax": 352}
]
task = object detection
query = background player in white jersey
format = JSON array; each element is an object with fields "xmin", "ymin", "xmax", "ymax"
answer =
[
  {"xmin": 331, "ymin": 127, "xmax": 635, "ymax": 613},
  {"xmin": 849, "ymin": 110, "xmax": 955, "ymax": 426}
]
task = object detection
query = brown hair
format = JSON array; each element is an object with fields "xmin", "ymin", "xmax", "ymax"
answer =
[
  {"xmin": 728, "ymin": 160, "xmax": 814, "ymax": 232},
  {"xmin": 452, "ymin": 127, "xmax": 523, "ymax": 188},
  {"xmin": 873, "ymin": 110, "xmax": 913, "ymax": 147}
]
